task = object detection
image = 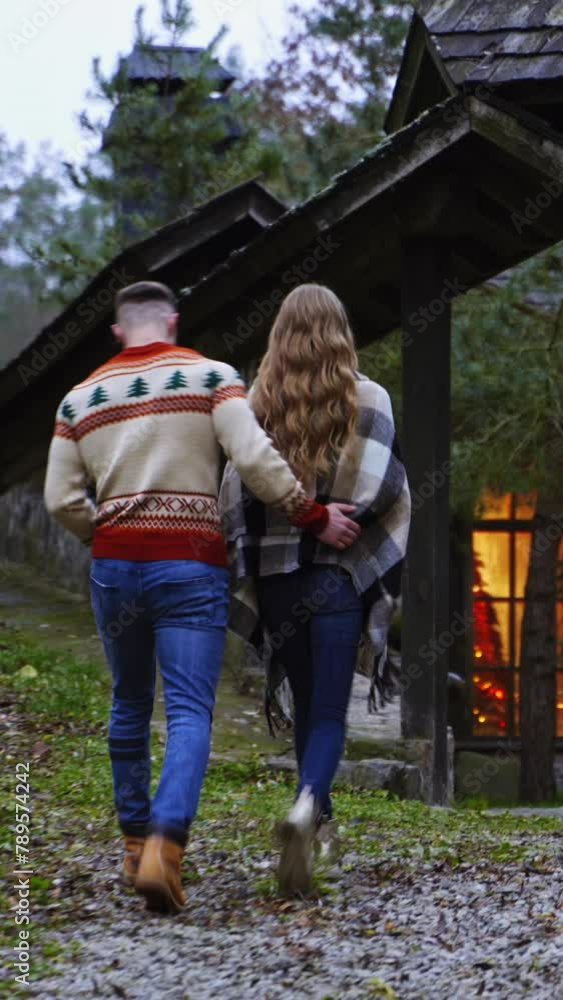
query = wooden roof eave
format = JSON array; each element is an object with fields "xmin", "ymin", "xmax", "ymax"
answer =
[
  {"xmin": 136, "ymin": 181, "xmax": 284, "ymax": 272},
  {"xmin": 179, "ymin": 96, "xmax": 473, "ymax": 331},
  {"xmin": 179, "ymin": 95, "xmax": 563, "ymax": 349},
  {"xmin": 385, "ymin": 12, "xmax": 458, "ymax": 135}
]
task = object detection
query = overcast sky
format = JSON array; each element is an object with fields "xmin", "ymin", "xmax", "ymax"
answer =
[{"xmin": 1, "ymin": 0, "xmax": 296, "ymax": 160}]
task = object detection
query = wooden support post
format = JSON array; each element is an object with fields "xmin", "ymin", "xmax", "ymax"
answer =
[{"xmin": 401, "ymin": 238, "xmax": 451, "ymax": 805}]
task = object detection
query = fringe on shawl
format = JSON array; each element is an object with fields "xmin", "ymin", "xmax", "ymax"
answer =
[
  {"xmin": 368, "ymin": 644, "xmax": 401, "ymax": 713},
  {"xmin": 263, "ymin": 639, "xmax": 402, "ymax": 738}
]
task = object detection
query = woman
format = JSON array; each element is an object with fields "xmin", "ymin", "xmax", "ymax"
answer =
[{"xmin": 220, "ymin": 284, "xmax": 411, "ymax": 896}]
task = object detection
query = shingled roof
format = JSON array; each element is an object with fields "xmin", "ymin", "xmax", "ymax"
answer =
[
  {"xmin": 422, "ymin": 0, "xmax": 563, "ymax": 81},
  {"xmin": 119, "ymin": 44, "xmax": 235, "ymax": 92},
  {"xmin": 386, "ymin": 1, "xmax": 563, "ymax": 133}
]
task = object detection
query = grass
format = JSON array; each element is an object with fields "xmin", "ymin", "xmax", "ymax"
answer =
[
  {"xmin": 1, "ymin": 629, "xmax": 563, "ymax": 993},
  {"xmin": 459, "ymin": 791, "xmax": 563, "ymax": 810},
  {"xmin": 2, "ymin": 631, "xmax": 563, "ymax": 858},
  {"xmin": 0, "ymin": 629, "xmax": 110, "ymax": 720}
]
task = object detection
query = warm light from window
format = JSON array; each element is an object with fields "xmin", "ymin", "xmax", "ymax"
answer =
[
  {"xmin": 476, "ymin": 492, "xmax": 512, "ymax": 519},
  {"xmin": 472, "ymin": 491, "xmax": 563, "ymax": 739}
]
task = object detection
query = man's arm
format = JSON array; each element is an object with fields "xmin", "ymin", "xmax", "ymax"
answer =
[
  {"xmin": 44, "ymin": 401, "xmax": 96, "ymax": 544},
  {"xmin": 211, "ymin": 368, "xmax": 360, "ymax": 547}
]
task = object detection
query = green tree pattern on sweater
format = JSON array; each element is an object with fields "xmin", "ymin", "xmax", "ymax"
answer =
[
  {"xmin": 127, "ymin": 377, "xmax": 150, "ymax": 398},
  {"xmin": 61, "ymin": 401, "xmax": 76, "ymax": 421},
  {"xmin": 164, "ymin": 370, "xmax": 188, "ymax": 390},
  {"xmin": 204, "ymin": 370, "xmax": 224, "ymax": 390},
  {"xmin": 88, "ymin": 386, "xmax": 109, "ymax": 407}
]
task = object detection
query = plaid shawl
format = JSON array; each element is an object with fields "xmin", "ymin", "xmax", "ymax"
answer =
[{"xmin": 219, "ymin": 374, "xmax": 411, "ymax": 727}]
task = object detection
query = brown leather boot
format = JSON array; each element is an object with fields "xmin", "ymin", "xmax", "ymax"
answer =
[
  {"xmin": 122, "ymin": 836, "xmax": 145, "ymax": 887},
  {"xmin": 135, "ymin": 834, "xmax": 186, "ymax": 914}
]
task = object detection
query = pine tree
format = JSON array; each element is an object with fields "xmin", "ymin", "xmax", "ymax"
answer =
[
  {"xmin": 204, "ymin": 370, "xmax": 223, "ymax": 390},
  {"xmin": 65, "ymin": 0, "xmax": 283, "ymax": 261},
  {"xmin": 0, "ymin": 133, "xmax": 103, "ymax": 362},
  {"xmin": 127, "ymin": 377, "xmax": 150, "ymax": 398},
  {"xmin": 472, "ymin": 557, "xmax": 505, "ymax": 667},
  {"xmin": 472, "ymin": 556, "xmax": 509, "ymax": 733},
  {"xmin": 253, "ymin": 0, "xmax": 411, "ymax": 199},
  {"xmin": 88, "ymin": 385, "xmax": 109, "ymax": 407},
  {"xmin": 164, "ymin": 369, "xmax": 188, "ymax": 390}
]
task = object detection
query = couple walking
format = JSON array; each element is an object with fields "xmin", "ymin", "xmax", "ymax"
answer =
[{"xmin": 45, "ymin": 280, "xmax": 410, "ymax": 914}]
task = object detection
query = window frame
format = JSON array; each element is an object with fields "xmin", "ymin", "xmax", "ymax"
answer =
[{"xmin": 472, "ymin": 494, "xmax": 563, "ymax": 741}]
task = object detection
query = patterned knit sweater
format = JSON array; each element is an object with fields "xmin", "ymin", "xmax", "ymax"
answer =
[{"xmin": 44, "ymin": 342, "xmax": 328, "ymax": 566}]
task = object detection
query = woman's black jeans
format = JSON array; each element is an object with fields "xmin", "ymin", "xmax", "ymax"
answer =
[{"xmin": 257, "ymin": 565, "xmax": 363, "ymax": 818}]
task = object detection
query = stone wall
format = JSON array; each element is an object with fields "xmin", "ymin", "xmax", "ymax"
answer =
[{"xmin": 0, "ymin": 475, "xmax": 90, "ymax": 594}]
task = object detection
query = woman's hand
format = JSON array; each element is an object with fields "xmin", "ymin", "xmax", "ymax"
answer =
[{"xmin": 318, "ymin": 504, "xmax": 361, "ymax": 550}]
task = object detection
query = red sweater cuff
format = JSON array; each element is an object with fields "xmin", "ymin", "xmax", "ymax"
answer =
[{"xmin": 292, "ymin": 500, "xmax": 329, "ymax": 535}]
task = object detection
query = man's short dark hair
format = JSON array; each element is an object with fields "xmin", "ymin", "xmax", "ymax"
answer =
[{"xmin": 115, "ymin": 281, "xmax": 177, "ymax": 313}]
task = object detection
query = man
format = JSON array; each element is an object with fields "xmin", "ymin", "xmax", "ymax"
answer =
[{"xmin": 44, "ymin": 281, "xmax": 360, "ymax": 914}]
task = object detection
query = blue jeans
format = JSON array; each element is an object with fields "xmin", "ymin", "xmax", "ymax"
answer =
[
  {"xmin": 90, "ymin": 559, "xmax": 229, "ymax": 846},
  {"xmin": 257, "ymin": 566, "xmax": 363, "ymax": 818}
]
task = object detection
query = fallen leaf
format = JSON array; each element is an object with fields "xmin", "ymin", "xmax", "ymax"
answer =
[{"xmin": 18, "ymin": 664, "xmax": 38, "ymax": 680}]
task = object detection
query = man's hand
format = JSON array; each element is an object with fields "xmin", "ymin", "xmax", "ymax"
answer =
[{"xmin": 318, "ymin": 504, "xmax": 361, "ymax": 550}]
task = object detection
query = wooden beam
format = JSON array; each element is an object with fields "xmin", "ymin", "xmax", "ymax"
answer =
[
  {"xmin": 470, "ymin": 96, "xmax": 563, "ymax": 185},
  {"xmin": 469, "ymin": 153, "xmax": 563, "ymax": 244},
  {"xmin": 401, "ymin": 237, "xmax": 451, "ymax": 805}
]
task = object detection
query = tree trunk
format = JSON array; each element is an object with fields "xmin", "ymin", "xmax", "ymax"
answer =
[{"xmin": 519, "ymin": 498, "xmax": 558, "ymax": 803}]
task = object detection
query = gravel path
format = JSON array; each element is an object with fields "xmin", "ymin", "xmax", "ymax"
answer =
[{"xmin": 27, "ymin": 839, "xmax": 563, "ymax": 1000}]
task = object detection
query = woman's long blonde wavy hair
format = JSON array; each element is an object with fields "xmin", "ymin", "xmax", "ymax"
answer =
[{"xmin": 251, "ymin": 284, "xmax": 359, "ymax": 484}]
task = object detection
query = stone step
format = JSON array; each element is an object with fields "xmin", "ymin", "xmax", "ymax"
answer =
[{"xmin": 267, "ymin": 754, "xmax": 424, "ymax": 801}]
